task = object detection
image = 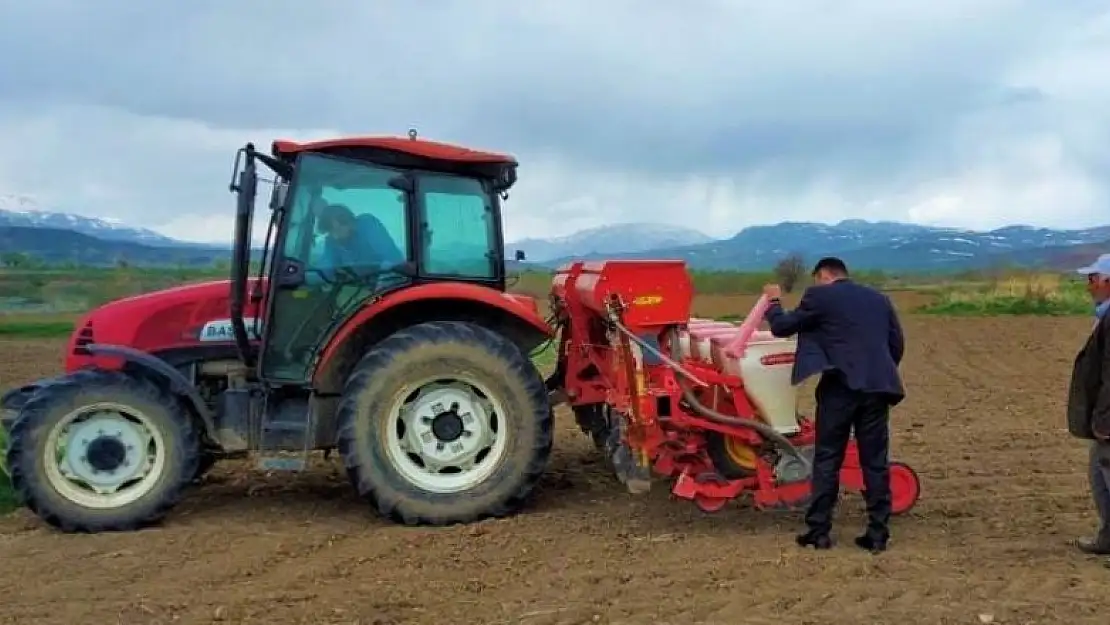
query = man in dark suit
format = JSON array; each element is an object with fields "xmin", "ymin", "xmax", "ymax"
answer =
[
  {"xmin": 1066, "ymin": 254, "xmax": 1110, "ymax": 555},
  {"xmin": 762, "ymin": 257, "xmax": 905, "ymax": 553}
]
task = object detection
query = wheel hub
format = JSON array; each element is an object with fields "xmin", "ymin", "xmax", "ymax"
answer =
[
  {"xmin": 387, "ymin": 379, "xmax": 507, "ymax": 494},
  {"xmin": 431, "ymin": 411, "xmax": 465, "ymax": 442},
  {"xmin": 407, "ymin": 386, "xmax": 486, "ymax": 464},
  {"xmin": 61, "ymin": 414, "xmax": 151, "ymax": 489},
  {"xmin": 86, "ymin": 436, "xmax": 127, "ymax": 472}
]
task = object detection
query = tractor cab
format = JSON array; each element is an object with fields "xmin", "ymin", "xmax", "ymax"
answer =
[{"xmin": 229, "ymin": 132, "xmax": 521, "ymax": 383}]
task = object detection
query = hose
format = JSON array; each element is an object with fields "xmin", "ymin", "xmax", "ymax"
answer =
[
  {"xmin": 678, "ymin": 378, "xmax": 809, "ymax": 466},
  {"xmin": 575, "ymin": 312, "xmax": 807, "ymax": 467},
  {"xmin": 611, "ymin": 320, "xmax": 708, "ymax": 387}
]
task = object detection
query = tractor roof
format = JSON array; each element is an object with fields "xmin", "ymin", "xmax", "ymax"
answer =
[{"xmin": 271, "ymin": 136, "xmax": 518, "ymax": 166}]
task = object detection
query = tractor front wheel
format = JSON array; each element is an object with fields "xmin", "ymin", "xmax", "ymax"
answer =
[
  {"xmin": 337, "ymin": 320, "xmax": 553, "ymax": 525},
  {"xmin": 5, "ymin": 369, "xmax": 201, "ymax": 532}
]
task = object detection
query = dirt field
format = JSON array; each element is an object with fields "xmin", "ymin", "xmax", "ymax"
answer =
[{"xmin": 1, "ymin": 295, "xmax": 1107, "ymax": 625}]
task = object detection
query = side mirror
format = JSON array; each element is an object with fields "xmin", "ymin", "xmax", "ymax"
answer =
[
  {"xmin": 494, "ymin": 165, "xmax": 518, "ymax": 193},
  {"xmin": 514, "ymin": 250, "xmax": 526, "ymax": 262}
]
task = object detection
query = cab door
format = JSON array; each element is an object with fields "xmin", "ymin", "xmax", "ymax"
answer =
[{"xmin": 259, "ymin": 154, "xmax": 412, "ymax": 384}]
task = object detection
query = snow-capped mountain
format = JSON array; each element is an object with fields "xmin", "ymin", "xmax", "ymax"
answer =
[
  {"xmin": 528, "ymin": 219, "xmax": 1110, "ymax": 271},
  {"xmin": 508, "ymin": 223, "xmax": 714, "ymax": 262},
  {"xmin": 0, "ymin": 194, "xmax": 181, "ymax": 246},
  {"xmin": 1, "ymin": 192, "xmax": 1107, "ymax": 272}
]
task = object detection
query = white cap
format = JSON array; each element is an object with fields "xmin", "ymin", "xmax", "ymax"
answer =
[{"xmin": 1076, "ymin": 253, "xmax": 1110, "ymax": 277}]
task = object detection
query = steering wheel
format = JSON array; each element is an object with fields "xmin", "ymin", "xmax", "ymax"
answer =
[
  {"xmin": 304, "ymin": 262, "xmax": 403, "ymax": 287},
  {"xmin": 280, "ymin": 261, "xmax": 409, "ymax": 361}
]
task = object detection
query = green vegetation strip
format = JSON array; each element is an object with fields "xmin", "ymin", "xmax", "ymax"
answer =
[
  {"xmin": 919, "ymin": 297, "xmax": 1091, "ymax": 316},
  {"xmin": 917, "ymin": 281, "xmax": 1092, "ymax": 317},
  {"xmin": 0, "ymin": 320, "xmax": 76, "ymax": 338}
]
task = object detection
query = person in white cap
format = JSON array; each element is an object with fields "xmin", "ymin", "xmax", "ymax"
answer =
[{"xmin": 1066, "ymin": 253, "xmax": 1110, "ymax": 554}]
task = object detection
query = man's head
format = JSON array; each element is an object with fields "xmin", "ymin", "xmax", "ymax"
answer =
[
  {"xmin": 1077, "ymin": 253, "xmax": 1110, "ymax": 303},
  {"xmin": 811, "ymin": 256, "xmax": 849, "ymax": 285},
  {"xmin": 318, "ymin": 203, "xmax": 357, "ymax": 243}
]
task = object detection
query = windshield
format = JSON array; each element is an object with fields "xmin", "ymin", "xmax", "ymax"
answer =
[
  {"xmin": 282, "ymin": 152, "xmax": 500, "ymax": 282},
  {"xmin": 282, "ymin": 154, "xmax": 409, "ymax": 285}
]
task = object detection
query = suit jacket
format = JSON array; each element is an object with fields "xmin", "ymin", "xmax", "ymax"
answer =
[
  {"xmin": 1066, "ymin": 310, "xmax": 1110, "ymax": 440},
  {"xmin": 764, "ymin": 279, "xmax": 906, "ymax": 405}
]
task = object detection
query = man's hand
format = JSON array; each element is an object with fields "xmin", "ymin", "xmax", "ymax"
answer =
[{"xmin": 763, "ymin": 284, "xmax": 782, "ymax": 300}]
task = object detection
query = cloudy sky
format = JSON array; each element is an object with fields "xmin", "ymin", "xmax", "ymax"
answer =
[{"xmin": 1, "ymin": 0, "xmax": 1108, "ymax": 244}]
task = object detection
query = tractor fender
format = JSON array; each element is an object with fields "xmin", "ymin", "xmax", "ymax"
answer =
[
  {"xmin": 83, "ymin": 344, "xmax": 217, "ymax": 437},
  {"xmin": 313, "ymin": 283, "xmax": 552, "ymax": 393}
]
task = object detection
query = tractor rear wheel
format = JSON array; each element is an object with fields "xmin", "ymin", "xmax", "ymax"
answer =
[
  {"xmin": 336, "ymin": 320, "xmax": 553, "ymax": 525},
  {"xmin": 5, "ymin": 369, "xmax": 201, "ymax": 532}
]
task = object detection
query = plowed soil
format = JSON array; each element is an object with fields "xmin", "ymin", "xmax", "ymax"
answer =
[{"xmin": 1, "ymin": 299, "xmax": 1106, "ymax": 625}]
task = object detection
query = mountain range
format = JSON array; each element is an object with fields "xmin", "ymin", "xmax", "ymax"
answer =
[
  {"xmin": 1, "ymin": 194, "xmax": 1107, "ymax": 273},
  {"xmin": 521, "ymin": 219, "xmax": 1110, "ymax": 272}
]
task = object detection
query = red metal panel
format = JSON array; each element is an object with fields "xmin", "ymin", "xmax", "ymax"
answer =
[{"xmin": 572, "ymin": 260, "xmax": 693, "ymax": 328}]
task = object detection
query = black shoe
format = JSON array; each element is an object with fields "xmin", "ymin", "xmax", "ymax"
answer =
[
  {"xmin": 854, "ymin": 534, "xmax": 888, "ymax": 553},
  {"xmin": 796, "ymin": 532, "xmax": 833, "ymax": 550},
  {"xmin": 1076, "ymin": 536, "xmax": 1110, "ymax": 555}
]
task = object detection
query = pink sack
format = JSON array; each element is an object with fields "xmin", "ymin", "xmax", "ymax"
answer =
[{"xmin": 723, "ymin": 294, "xmax": 771, "ymax": 358}]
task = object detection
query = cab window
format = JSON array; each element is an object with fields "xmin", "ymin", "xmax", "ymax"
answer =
[{"xmin": 419, "ymin": 174, "xmax": 496, "ymax": 279}]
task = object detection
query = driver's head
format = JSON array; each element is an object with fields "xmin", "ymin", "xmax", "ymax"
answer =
[{"xmin": 318, "ymin": 203, "xmax": 357, "ymax": 242}]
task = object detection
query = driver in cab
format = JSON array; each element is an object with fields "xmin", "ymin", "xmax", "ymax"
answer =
[{"xmin": 315, "ymin": 203, "xmax": 404, "ymax": 283}]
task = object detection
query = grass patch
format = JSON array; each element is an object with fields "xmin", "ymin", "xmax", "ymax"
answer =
[
  {"xmin": 0, "ymin": 429, "xmax": 14, "ymax": 514},
  {"xmin": 530, "ymin": 340, "xmax": 558, "ymax": 374},
  {"xmin": 0, "ymin": 319, "xmax": 77, "ymax": 338},
  {"xmin": 918, "ymin": 274, "xmax": 1092, "ymax": 316}
]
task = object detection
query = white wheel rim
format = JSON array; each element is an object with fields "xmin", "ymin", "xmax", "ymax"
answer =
[
  {"xmin": 384, "ymin": 376, "xmax": 511, "ymax": 494},
  {"xmin": 42, "ymin": 402, "xmax": 167, "ymax": 510}
]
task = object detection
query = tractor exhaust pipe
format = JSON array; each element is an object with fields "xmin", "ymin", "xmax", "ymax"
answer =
[{"xmin": 228, "ymin": 144, "xmax": 259, "ymax": 367}]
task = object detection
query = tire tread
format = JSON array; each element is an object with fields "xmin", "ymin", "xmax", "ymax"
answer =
[
  {"xmin": 5, "ymin": 368, "xmax": 201, "ymax": 533},
  {"xmin": 336, "ymin": 320, "xmax": 553, "ymax": 526}
]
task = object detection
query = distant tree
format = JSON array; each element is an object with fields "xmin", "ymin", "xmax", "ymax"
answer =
[
  {"xmin": 0, "ymin": 251, "xmax": 34, "ymax": 268},
  {"xmin": 773, "ymin": 253, "xmax": 806, "ymax": 293}
]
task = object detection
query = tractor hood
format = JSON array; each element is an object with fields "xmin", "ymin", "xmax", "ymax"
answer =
[{"xmin": 73, "ymin": 279, "xmax": 267, "ymax": 357}]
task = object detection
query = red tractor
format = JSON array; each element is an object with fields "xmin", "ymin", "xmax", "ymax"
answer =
[
  {"xmin": 1, "ymin": 133, "xmax": 921, "ymax": 533},
  {"xmin": 2, "ymin": 134, "xmax": 556, "ymax": 532}
]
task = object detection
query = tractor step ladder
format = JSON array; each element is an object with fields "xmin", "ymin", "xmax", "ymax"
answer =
[{"xmin": 256, "ymin": 393, "xmax": 315, "ymax": 472}]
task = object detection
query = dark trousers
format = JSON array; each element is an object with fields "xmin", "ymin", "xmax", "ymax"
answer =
[
  {"xmin": 1089, "ymin": 441, "xmax": 1110, "ymax": 540},
  {"xmin": 805, "ymin": 373, "xmax": 893, "ymax": 540}
]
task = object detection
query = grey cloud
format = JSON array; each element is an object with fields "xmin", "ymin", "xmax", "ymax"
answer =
[
  {"xmin": 0, "ymin": 0, "xmax": 1108, "ymax": 239},
  {"xmin": 2, "ymin": 2, "xmax": 1100, "ymax": 172}
]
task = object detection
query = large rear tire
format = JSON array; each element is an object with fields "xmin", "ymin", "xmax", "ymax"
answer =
[
  {"xmin": 336, "ymin": 320, "xmax": 553, "ymax": 525},
  {"xmin": 5, "ymin": 369, "xmax": 201, "ymax": 532}
]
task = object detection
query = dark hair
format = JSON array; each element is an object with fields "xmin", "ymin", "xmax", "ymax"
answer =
[
  {"xmin": 812, "ymin": 256, "xmax": 848, "ymax": 276},
  {"xmin": 318, "ymin": 203, "xmax": 355, "ymax": 234}
]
